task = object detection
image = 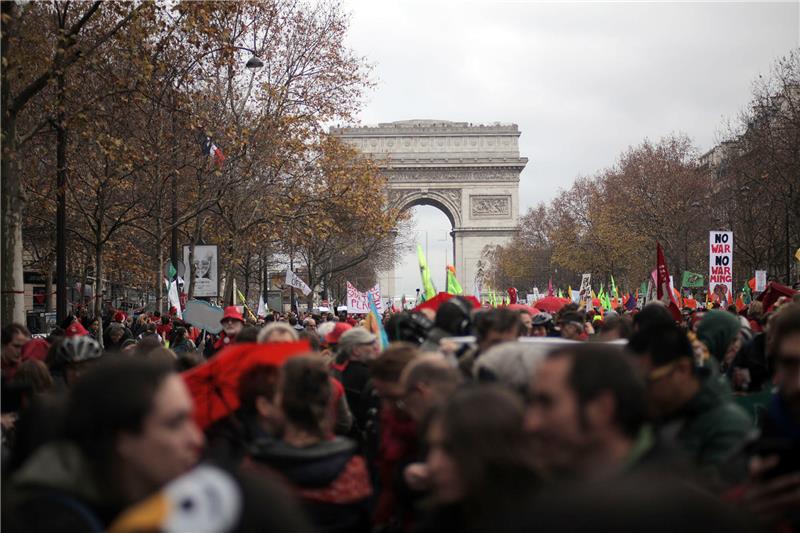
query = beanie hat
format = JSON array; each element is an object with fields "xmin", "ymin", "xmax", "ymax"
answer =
[{"xmin": 66, "ymin": 321, "xmax": 89, "ymax": 337}]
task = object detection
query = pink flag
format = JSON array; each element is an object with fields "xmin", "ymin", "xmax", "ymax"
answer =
[{"xmin": 547, "ymin": 278, "xmax": 554, "ymax": 297}]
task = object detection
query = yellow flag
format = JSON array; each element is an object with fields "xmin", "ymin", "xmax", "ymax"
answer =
[{"xmin": 795, "ymin": 247, "xmax": 800, "ymax": 262}]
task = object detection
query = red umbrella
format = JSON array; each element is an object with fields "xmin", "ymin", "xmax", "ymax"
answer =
[
  {"xmin": 756, "ymin": 281, "xmax": 798, "ymax": 311},
  {"xmin": 414, "ymin": 292, "xmax": 481, "ymax": 313},
  {"xmin": 182, "ymin": 341, "xmax": 310, "ymax": 430},
  {"xmin": 534, "ymin": 296, "xmax": 567, "ymax": 313},
  {"xmin": 505, "ymin": 303, "xmax": 540, "ymax": 315}
]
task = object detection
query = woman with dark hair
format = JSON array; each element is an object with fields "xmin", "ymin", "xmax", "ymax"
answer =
[
  {"xmin": 6, "ymin": 358, "xmax": 204, "ymax": 531},
  {"xmin": 417, "ymin": 385, "xmax": 540, "ymax": 533},
  {"xmin": 169, "ymin": 326, "xmax": 196, "ymax": 354},
  {"xmin": 249, "ymin": 356, "xmax": 372, "ymax": 533}
]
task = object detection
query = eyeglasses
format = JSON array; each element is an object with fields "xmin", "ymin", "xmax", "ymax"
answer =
[{"xmin": 646, "ymin": 362, "xmax": 677, "ymax": 383}]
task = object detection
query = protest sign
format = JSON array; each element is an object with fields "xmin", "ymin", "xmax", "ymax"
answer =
[
  {"xmin": 755, "ymin": 270, "xmax": 767, "ymax": 292},
  {"xmin": 183, "ymin": 299, "xmax": 224, "ymax": 334},
  {"xmin": 578, "ymin": 274, "xmax": 592, "ymax": 307},
  {"xmin": 346, "ymin": 282, "xmax": 383, "ymax": 314},
  {"xmin": 709, "ymin": 231, "xmax": 733, "ymax": 304}
]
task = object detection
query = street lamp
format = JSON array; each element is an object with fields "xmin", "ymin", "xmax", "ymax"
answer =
[{"xmin": 245, "ymin": 55, "xmax": 264, "ymax": 70}]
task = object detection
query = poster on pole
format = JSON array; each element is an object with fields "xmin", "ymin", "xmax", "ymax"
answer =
[
  {"xmin": 183, "ymin": 245, "xmax": 219, "ymax": 298},
  {"xmin": 709, "ymin": 231, "xmax": 733, "ymax": 305},
  {"xmin": 346, "ymin": 282, "xmax": 383, "ymax": 314},
  {"xmin": 578, "ymin": 274, "xmax": 592, "ymax": 307},
  {"xmin": 754, "ymin": 270, "xmax": 767, "ymax": 293}
]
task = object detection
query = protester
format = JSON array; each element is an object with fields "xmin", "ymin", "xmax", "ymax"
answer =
[
  {"xmin": 211, "ymin": 306, "xmax": 245, "ymax": 354},
  {"xmin": 474, "ymin": 341, "xmax": 547, "ymax": 393},
  {"xmin": 530, "ymin": 312, "xmax": 554, "ymax": 337},
  {"xmin": 416, "ymin": 385, "xmax": 539, "ymax": 532},
  {"xmin": 735, "ymin": 303, "xmax": 800, "ymax": 530},
  {"xmin": 6, "ymin": 358, "xmax": 204, "ymax": 531},
  {"xmin": 331, "ymin": 327, "xmax": 378, "ymax": 434},
  {"xmin": 257, "ymin": 322, "xmax": 299, "ymax": 343},
  {"xmin": 47, "ymin": 336, "xmax": 104, "ymax": 390},
  {"xmin": 628, "ymin": 321, "xmax": 751, "ymax": 487},
  {"xmin": 696, "ymin": 309, "xmax": 742, "ymax": 374},
  {"xmin": 419, "ymin": 297, "xmax": 474, "ymax": 353},
  {"xmin": 248, "ymin": 356, "xmax": 372, "ymax": 533},
  {"xmin": 525, "ymin": 344, "xmax": 677, "ymax": 481},
  {"xmin": 2, "ymin": 323, "xmax": 31, "ymax": 381}
]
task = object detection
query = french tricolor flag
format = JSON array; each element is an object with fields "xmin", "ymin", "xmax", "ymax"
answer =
[{"xmin": 201, "ymin": 136, "xmax": 225, "ymax": 169}]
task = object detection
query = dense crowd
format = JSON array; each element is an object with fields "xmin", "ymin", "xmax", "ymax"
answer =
[{"xmin": 1, "ymin": 293, "xmax": 799, "ymax": 532}]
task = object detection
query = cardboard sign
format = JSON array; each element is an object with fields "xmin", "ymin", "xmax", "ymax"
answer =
[
  {"xmin": 709, "ymin": 231, "xmax": 733, "ymax": 304},
  {"xmin": 346, "ymin": 282, "xmax": 383, "ymax": 314}
]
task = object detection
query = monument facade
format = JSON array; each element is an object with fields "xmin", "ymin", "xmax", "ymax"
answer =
[{"xmin": 330, "ymin": 120, "xmax": 528, "ymax": 297}]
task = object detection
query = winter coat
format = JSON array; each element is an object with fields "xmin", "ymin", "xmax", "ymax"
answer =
[
  {"xmin": 656, "ymin": 377, "xmax": 753, "ymax": 487},
  {"xmin": 4, "ymin": 441, "xmax": 123, "ymax": 532},
  {"xmin": 247, "ymin": 437, "xmax": 372, "ymax": 533}
]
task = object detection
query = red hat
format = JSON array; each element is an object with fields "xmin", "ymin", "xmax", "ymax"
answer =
[
  {"xmin": 113, "ymin": 311, "xmax": 127, "ymax": 323},
  {"xmin": 21, "ymin": 338, "xmax": 50, "ymax": 362},
  {"xmin": 66, "ymin": 321, "xmax": 89, "ymax": 337},
  {"xmin": 169, "ymin": 306, "xmax": 178, "ymax": 316},
  {"xmin": 220, "ymin": 306, "xmax": 244, "ymax": 323},
  {"xmin": 325, "ymin": 322, "xmax": 352, "ymax": 345}
]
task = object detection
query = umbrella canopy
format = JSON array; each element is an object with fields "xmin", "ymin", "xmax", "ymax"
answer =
[
  {"xmin": 534, "ymin": 296, "xmax": 567, "ymax": 313},
  {"xmin": 756, "ymin": 281, "xmax": 798, "ymax": 311},
  {"xmin": 182, "ymin": 341, "xmax": 310, "ymax": 430},
  {"xmin": 505, "ymin": 303, "xmax": 540, "ymax": 315},
  {"xmin": 414, "ymin": 292, "xmax": 481, "ymax": 313}
]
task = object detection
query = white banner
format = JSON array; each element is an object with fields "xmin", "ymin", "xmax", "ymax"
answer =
[
  {"xmin": 709, "ymin": 231, "xmax": 733, "ymax": 305},
  {"xmin": 346, "ymin": 282, "xmax": 383, "ymax": 314},
  {"xmin": 285, "ymin": 270, "xmax": 311, "ymax": 296},
  {"xmin": 257, "ymin": 294, "xmax": 268, "ymax": 317},
  {"xmin": 754, "ymin": 270, "xmax": 767, "ymax": 293}
]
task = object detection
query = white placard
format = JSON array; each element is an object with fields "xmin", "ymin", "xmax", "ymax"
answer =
[
  {"xmin": 346, "ymin": 282, "xmax": 382, "ymax": 314},
  {"xmin": 709, "ymin": 231, "xmax": 734, "ymax": 304},
  {"xmin": 755, "ymin": 270, "xmax": 767, "ymax": 293}
]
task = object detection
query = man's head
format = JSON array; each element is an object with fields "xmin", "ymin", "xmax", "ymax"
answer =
[
  {"xmin": 474, "ymin": 308, "xmax": 521, "ymax": 353},
  {"xmin": 399, "ymin": 355, "xmax": 463, "ymax": 423},
  {"xmin": 66, "ymin": 358, "xmax": 204, "ymax": 502},
  {"xmin": 2, "ymin": 323, "xmax": 31, "ymax": 365},
  {"xmin": 519, "ymin": 311, "xmax": 533, "ymax": 336},
  {"xmin": 525, "ymin": 344, "xmax": 646, "ymax": 479},
  {"xmin": 558, "ymin": 312, "xmax": 585, "ymax": 340},
  {"xmin": 257, "ymin": 323, "xmax": 299, "ymax": 344},
  {"xmin": 303, "ymin": 318, "xmax": 317, "ymax": 332},
  {"xmin": 369, "ymin": 342, "xmax": 419, "ymax": 412},
  {"xmin": 220, "ymin": 306, "xmax": 244, "ymax": 338},
  {"xmin": 337, "ymin": 327, "xmax": 379, "ymax": 362},
  {"xmin": 531, "ymin": 312, "xmax": 553, "ymax": 337},
  {"xmin": 768, "ymin": 304, "xmax": 800, "ymax": 415},
  {"xmin": 238, "ymin": 364, "xmax": 282, "ymax": 435},
  {"xmin": 628, "ymin": 322, "xmax": 697, "ymax": 418}
]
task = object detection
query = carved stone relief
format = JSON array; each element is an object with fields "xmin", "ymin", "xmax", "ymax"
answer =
[{"xmin": 470, "ymin": 195, "xmax": 511, "ymax": 218}]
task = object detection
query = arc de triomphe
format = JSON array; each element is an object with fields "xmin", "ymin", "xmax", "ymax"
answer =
[{"xmin": 331, "ymin": 120, "xmax": 528, "ymax": 298}]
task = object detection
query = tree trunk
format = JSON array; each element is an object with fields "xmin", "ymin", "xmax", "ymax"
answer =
[
  {"xmin": 1, "ymin": 114, "xmax": 26, "ymax": 326},
  {"xmin": 45, "ymin": 265, "xmax": 54, "ymax": 313},
  {"xmin": 94, "ymin": 239, "xmax": 104, "ymax": 348}
]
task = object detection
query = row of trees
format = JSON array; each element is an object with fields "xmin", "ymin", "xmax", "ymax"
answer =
[
  {"xmin": 3, "ymin": 1, "xmax": 404, "ymax": 326},
  {"xmin": 483, "ymin": 51, "xmax": 800, "ymax": 294}
]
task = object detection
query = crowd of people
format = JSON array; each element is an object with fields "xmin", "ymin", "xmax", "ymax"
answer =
[{"xmin": 1, "ymin": 292, "xmax": 799, "ymax": 532}]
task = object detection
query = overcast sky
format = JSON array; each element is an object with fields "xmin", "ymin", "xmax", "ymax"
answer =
[{"xmin": 340, "ymin": 1, "xmax": 800, "ymax": 298}]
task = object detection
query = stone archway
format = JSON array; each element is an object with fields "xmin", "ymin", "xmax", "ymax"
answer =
[{"xmin": 331, "ymin": 120, "xmax": 528, "ymax": 298}]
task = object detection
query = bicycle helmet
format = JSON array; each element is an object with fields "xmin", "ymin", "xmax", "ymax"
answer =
[{"xmin": 56, "ymin": 336, "xmax": 103, "ymax": 365}]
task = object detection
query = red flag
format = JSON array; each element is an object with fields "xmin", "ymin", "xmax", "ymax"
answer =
[
  {"xmin": 656, "ymin": 242, "xmax": 682, "ymax": 322},
  {"xmin": 547, "ymin": 278, "xmax": 554, "ymax": 297},
  {"xmin": 507, "ymin": 287, "xmax": 518, "ymax": 304}
]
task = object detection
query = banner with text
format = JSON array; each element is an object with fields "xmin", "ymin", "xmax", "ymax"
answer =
[
  {"xmin": 709, "ymin": 231, "xmax": 733, "ymax": 304},
  {"xmin": 755, "ymin": 270, "xmax": 767, "ymax": 293},
  {"xmin": 578, "ymin": 274, "xmax": 592, "ymax": 307},
  {"xmin": 346, "ymin": 282, "xmax": 383, "ymax": 314},
  {"xmin": 285, "ymin": 270, "xmax": 311, "ymax": 296}
]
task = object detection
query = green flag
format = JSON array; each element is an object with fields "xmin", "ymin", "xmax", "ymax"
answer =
[
  {"xmin": 610, "ymin": 274, "xmax": 618, "ymax": 298},
  {"xmin": 417, "ymin": 245, "xmax": 436, "ymax": 300},
  {"xmin": 167, "ymin": 261, "xmax": 177, "ymax": 281},
  {"xmin": 446, "ymin": 265, "xmax": 463, "ymax": 295},
  {"xmin": 681, "ymin": 271, "xmax": 705, "ymax": 289},
  {"xmin": 742, "ymin": 283, "xmax": 752, "ymax": 305}
]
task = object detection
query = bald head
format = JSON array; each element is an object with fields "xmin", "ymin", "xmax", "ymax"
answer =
[{"xmin": 400, "ymin": 355, "xmax": 462, "ymax": 422}]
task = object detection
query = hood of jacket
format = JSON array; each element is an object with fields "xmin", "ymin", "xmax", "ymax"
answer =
[{"xmin": 250, "ymin": 437, "xmax": 356, "ymax": 488}]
